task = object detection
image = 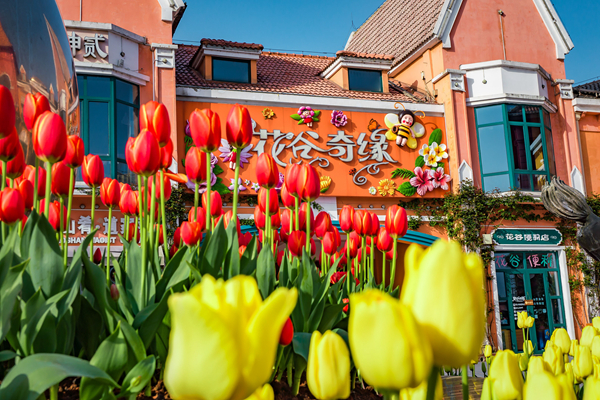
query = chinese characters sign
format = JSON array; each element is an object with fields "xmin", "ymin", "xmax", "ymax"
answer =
[
  {"xmin": 492, "ymin": 229, "xmax": 562, "ymax": 246},
  {"xmin": 68, "ymin": 31, "xmax": 108, "ymax": 60}
]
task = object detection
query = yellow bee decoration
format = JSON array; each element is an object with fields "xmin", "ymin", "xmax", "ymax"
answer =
[{"xmin": 384, "ymin": 103, "xmax": 426, "ymax": 149}]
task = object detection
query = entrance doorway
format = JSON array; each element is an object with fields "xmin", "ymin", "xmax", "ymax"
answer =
[{"xmin": 495, "ymin": 251, "xmax": 567, "ymax": 353}]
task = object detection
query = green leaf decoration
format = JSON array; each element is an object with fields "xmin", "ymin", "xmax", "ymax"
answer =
[
  {"xmin": 428, "ymin": 128, "xmax": 443, "ymax": 146},
  {"xmin": 297, "ymin": 120, "xmax": 304, "ymax": 125},
  {"xmin": 212, "ymin": 164, "xmax": 224, "ymax": 175},
  {"xmin": 290, "ymin": 114, "xmax": 303, "ymax": 121},
  {"xmin": 212, "ymin": 182, "xmax": 231, "ymax": 195},
  {"xmin": 391, "ymin": 168, "xmax": 416, "ymax": 179},
  {"xmin": 312, "ymin": 117, "xmax": 320, "ymax": 122},
  {"xmin": 313, "ymin": 110, "xmax": 321, "ymax": 117},
  {"xmin": 415, "ymin": 156, "xmax": 425, "ymax": 168},
  {"xmin": 398, "ymin": 182, "xmax": 417, "ymax": 197}
]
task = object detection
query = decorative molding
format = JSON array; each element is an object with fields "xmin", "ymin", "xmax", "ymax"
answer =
[
  {"xmin": 555, "ymin": 79, "xmax": 574, "ymax": 100},
  {"xmin": 458, "ymin": 160, "xmax": 473, "ymax": 184},
  {"xmin": 152, "ymin": 43, "xmax": 178, "ymax": 69},
  {"xmin": 73, "ymin": 61, "xmax": 150, "ymax": 85},
  {"xmin": 466, "ymin": 93, "xmax": 557, "ymax": 113},
  {"xmin": 156, "ymin": 0, "xmax": 186, "ymax": 22},
  {"xmin": 321, "ymin": 56, "xmax": 393, "ymax": 80},
  {"xmin": 64, "ymin": 20, "xmax": 146, "ymax": 44},
  {"xmin": 531, "ymin": 0, "xmax": 575, "ymax": 60},
  {"xmin": 432, "ymin": 68, "xmax": 466, "ymax": 91},
  {"xmin": 460, "ymin": 59, "xmax": 553, "ymax": 81},
  {"xmin": 573, "ymin": 97, "xmax": 600, "ymax": 114},
  {"xmin": 432, "ymin": 0, "xmax": 464, "ymax": 49},
  {"xmin": 571, "ymin": 166, "xmax": 586, "ymax": 195}
]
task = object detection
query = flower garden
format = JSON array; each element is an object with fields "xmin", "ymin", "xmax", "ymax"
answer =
[{"xmin": 0, "ymin": 84, "xmax": 599, "ymax": 400}]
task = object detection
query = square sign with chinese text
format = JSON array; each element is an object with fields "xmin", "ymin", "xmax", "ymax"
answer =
[{"xmin": 492, "ymin": 228, "xmax": 562, "ymax": 246}]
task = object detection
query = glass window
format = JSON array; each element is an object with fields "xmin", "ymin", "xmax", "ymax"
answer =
[
  {"xmin": 475, "ymin": 104, "xmax": 554, "ymax": 192},
  {"xmin": 348, "ymin": 69, "xmax": 383, "ymax": 92},
  {"xmin": 78, "ymin": 75, "xmax": 140, "ymax": 182},
  {"xmin": 212, "ymin": 57, "xmax": 250, "ymax": 83}
]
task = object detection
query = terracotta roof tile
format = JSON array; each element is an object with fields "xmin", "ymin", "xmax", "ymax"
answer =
[
  {"xmin": 574, "ymin": 80, "xmax": 600, "ymax": 99},
  {"xmin": 335, "ymin": 50, "xmax": 394, "ymax": 61},
  {"xmin": 176, "ymin": 44, "xmax": 433, "ymax": 103},
  {"xmin": 200, "ymin": 38, "xmax": 264, "ymax": 50},
  {"xmin": 345, "ymin": 0, "xmax": 445, "ymax": 68}
]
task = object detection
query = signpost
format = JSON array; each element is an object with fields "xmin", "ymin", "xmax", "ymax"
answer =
[{"xmin": 492, "ymin": 228, "xmax": 562, "ymax": 246}]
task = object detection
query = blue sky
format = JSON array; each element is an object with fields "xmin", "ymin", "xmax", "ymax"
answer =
[{"xmin": 174, "ymin": 0, "xmax": 600, "ymax": 85}]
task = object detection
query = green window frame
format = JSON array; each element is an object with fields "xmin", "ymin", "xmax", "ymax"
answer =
[
  {"xmin": 212, "ymin": 57, "xmax": 251, "ymax": 83},
  {"xmin": 77, "ymin": 75, "xmax": 139, "ymax": 185},
  {"xmin": 348, "ymin": 68, "xmax": 383, "ymax": 93},
  {"xmin": 475, "ymin": 104, "xmax": 555, "ymax": 192}
]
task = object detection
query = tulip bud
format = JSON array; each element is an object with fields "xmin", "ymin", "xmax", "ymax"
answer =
[
  {"xmin": 487, "ymin": 350, "xmax": 523, "ymax": 399},
  {"xmin": 239, "ymin": 232, "xmax": 252, "ymax": 247},
  {"xmin": 0, "ymin": 188, "xmax": 25, "ymax": 225},
  {"xmin": 556, "ymin": 372, "xmax": 577, "ymax": 400},
  {"xmin": 22, "ymin": 165, "xmax": 46, "ymax": 197},
  {"xmin": 322, "ymin": 231, "xmax": 338, "ymax": 255},
  {"xmin": 181, "ymin": 221, "xmax": 203, "ymax": 246},
  {"xmin": 16, "ymin": 179, "xmax": 34, "ymax": 210},
  {"xmin": 523, "ymin": 370, "xmax": 563, "ymax": 400},
  {"xmin": 376, "ymin": 227, "xmax": 393, "ymax": 253},
  {"xmin": 313, "ymin": 211, "xmax": 332, "ymax": 240},
  {"xmin": 279, "ymin": 317, "xmax": 294, "ymax": 346},
  {"xmin": 307, "ymin": 330, "xmax": 351, "ymax": 400},
  {"xmin": 23, "ymin": 92, "xmax": 49, "ymax": 131},
  {"xmin": 119, "ymin": 189, "xmax": 138, "ymax": 216},
  {"xmin": 400, "ymin": 375, "xmax": 443, "ymax": 400},
  {"xmin": 110, "ymin": 283, "xmax": 120, "ymax": 301},
  {"xmin": 185, "ymin": 147, "xmax": 207, "ymax": 184},
  {"xmin": 584, "ymin": 375, "xmax": 600, "ymax": 400},
  {"xmin": 353, "ymin": 209, "xmax": 372, "ymax": 237},
  {"xmin": 570, "ymin": 339, "xmax": 579, "ymax": 357},
  {"xmin": 0, "ymin": 128, "xmax": 20, "ymax": 165},
  {"xmin": 527, "ymin": 355, "xmax": 548, "ymax": 374},
  {"xmin": 288, "ymin": 231, "xmax": 306, "ymax": 258},
  {"xmin": 256, "ymin": 153, "xmax": 279, "ymax": 189},
  {"xmin": 348, "ymin": 231, "xmax": 360, "ymax": 258},
  {"xmin": 159, "ymin": 138, "xmax": 174, "ymax": 170},
  {"xmin": 284, "ymin": 163, "xmax": 302, "ymax": 198},
  {"xmin": 484, "ymin": 345, "xmax": 493, "ymax": 358},
  {"xmin": 3, "ymin": 144, "xmax": 25, "ymax": 180},
  {"xmin": 33, "ymin": 111, "xmax": 67, "ymax": 164},
  {"xmin": 125, "ymin": 222, "xmax": 139, "ymax": 243},
  {"xmin": 140, "ymin": 101, "xmax": 170, "ymax": 147},
  {"xmin": 64, "ymin": 135, "xmax": 84, "ymax": 168},
  {"xmin": 225, "ymin": 104, "xmax": 253, "ymax": 149},
  {"xmin": 131, "ymin": 129, "xmax": 160, "ymax": 176},
  {"xmin": 339, "ymin": 205, "xmax": 354, "ymax": 233},
  {"xmin": 51, "ymin": 161, "xmax": 74, "ymax": 198},
  {"xmin": 93, "ymin": 248, "xmax": 102, "ymax": 264},
  {"xmin": 297, "ymin": 164, "xmax": 320, "ymax": 202},
  {"xmin": 550, "ymin": 328, "xmax": 571, "ymax": 355},
  {"xmin": 298, "ymin": 202, "xmax": 314, "ymax": 233},
  {"xmin": 385, "ymin": 205, "xmax": 408, "ymax": 238},
  {"xmin": 219, "ymin": 210, "xmax": 242, "ymax": 238},
  {"xmin": 573, "ymin": 343, "xmax": 593, "ymax": 382},
  {"xmin": 82, "ymin": 154, "xmax": 105, "ymax": 188},
  {"xmin": 202, "ymin": 190, "xmax": 222, "ymax": 218},
  {"xmin": 258, "ymin": 187, "xmax": 279, "ymax": 215},
  {"xmin": 40, "ymin": 199, "xmax": 67, "ymax": 231},
  {"xmin": 0, "ymin": 85, "xmax": 16, "ymax": 138},
  {"xmin": 543, "ymin": 341, "xmax": 564, "ymax": 375},
  {"xmin": 189, "ymin": 108, "xmax": 221, "ymax": 153},
  {"xmin": 594, "ymin": 316, "xmax": 600, "ymax": 331},
  {"xmin": 580, "ymin": 325, "xmax": 598, "ymax": 348},
  {"xmin": 246, "ymin": 384, "xmax": 274, "ymax": 400},
  {"xmin": 100, "ymin": 178, "xmax": 121, "ymax": 208},
  {"xmin": 280, "ymin": 184, "xmax": 295, "ymax": 210}
]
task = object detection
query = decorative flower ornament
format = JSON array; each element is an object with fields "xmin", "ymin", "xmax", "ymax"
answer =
[
  {"xmin": 431, "ymin": 167, "xmax": 452, "ymax": 190},
  {"xmin": 432, "ymin": 142, "xmax": 448, "ymax": 161},
  {"xmin": 424, "ymin": 150, "xmax": 439, "ymax": 168},
  {"xmin": 229, "ymin": 178, "xmax": 247, "ymax": 192},
  {"xmin": 418, "ymin": 143, "xmax": 432, "ymax": 158},
  {"xmin": 378, "ymin": 179, "xmax": 396, "ymax": 196},
  {"xmin": 320, "ymin": 176, "xmax": 332, "ymax": 193},
  {"xmin": 251, "ymin": 182, "xmax": 260, "ymax": 192},
  {"xmin": 409, "ymin": 167, "xmax": 435, "ymax": 196},
  {"xmin": 219, "ymin": 139, "xmax": 253, "ymax": 170},
  {"xmin": 291, "ymin": 106, "xmax": 321, "ymax": 127},
  {"xmin": 262, "ymin": 108, "xmax": 275, "ymax": 119},
  {"xmin": 330, "ymin": 110, "xmax": 348, "ymax": 128},
  {"xmin": 368, "ymin": 186, "xmax": 377, "ymax": 195}
]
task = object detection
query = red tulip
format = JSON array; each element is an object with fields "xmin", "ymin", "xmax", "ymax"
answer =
[
  {"xmin": 147, "ymin": 173, "xmax": 172, "ymax": 201},
  {"xmin": 281, "ymin": 209, "xmax": 295, "ymax": 235},
  {"xmin": 119, "ymin": 189, "xmax": 138, "ymax": 216},
  {"xmin": 169, "ymin": 244, "xmax": 178, "ymax": 258},
  {"xmin": 189, "ymin": 108, "xmax": 221, "ymax": 152},
  {"xmin": 188, "ymin": 207, "xmax": 207, "ymax": 230},
  {"xmin": 239, "ymin": 232, "xmax": 252, "ymax": 247},
  {"xmin": 353, "ymin": 210, "xmax": 372, "ymax": 237},
  {"xmin": 342, "ymin": 298, "xmax": 350, "ymax": 313},
  {"xmin": 33, "ymin": 111, "xmax": 67, "ymax": 164},
  {"xmin": 331, "ymin": 271, "xmax": 349, "ymax": 285},
  {"xmin": 238, "ymin": 245, "xmax": 247, "ymax": 258},
  {"xmin": 219, "ymin": 210, "xmax": 242, "ymax": 238},
  {"xmin": 348, "ymin": 231, "xmax": 360, "ymax": 258},
  {"xmin": 159, "ymin": 139, "xmax": 174, "ymax": 170},
  {"xmin": 368, "ymin": 212, "xmax": 380, "ymax": 236},
  {"xmin": 256, "ymin": 153, "xmax": 279, "ymax": 189},
  {"xmin": 21, "ymin": 165, "xmax": 46, "ymax": 197},
  {"xmin": 3, "ymin": 144, "xmax": 25, "ymax": 179},
  {"xmin": 23, "ymin": 93, "xmax": 50, "ymax": 131},
  {"xmin": 330, "ymin": 226, "xmax": 342, "ymax": 248},
  {"xmin": 377, "ymin": 227, "xmax": 394, "ymax": 252},
  {"xmin": 322, "ymin": 231, "xmax": 338, "ymax": 255},
  {"xmin": 0, "ymin": 188, "xmax": 24, "ymax": 224},
  {"xmin": 100, "ymin": 178, "xmax": 121, "ymax": 208},
  {"xmin": 0, "ymin": 128, "xmax": 20, "ymax": 162},
  {"xmin": 185, "ymin": 147, "xmax": 207, "ymax": 184},
  {"xmin": 254, "ymin": 206, "xmax": 280, "ymax": 231},
  {"xmin": 110, "ymin": 284, "xmax": 120, "ymax": 301},
  {"xmin": 225, "ymin": 104, "xmax": 253, "ymax": 149},
  {"xmin": 125, "ymin": 222, "xmax": 139, "ymax": 243},
  {"xmin": 181, "ymin": 221, "xmax": 203, "ymax": 246},
  {"xmin": 277, "ymin": 250, "xmax": 285, "ymax": 267},
  {"xmin": 357, "ymin": 246, "xmax": 371, "ymax": 263},
  {"xmin": 297, "ymin": 164, "xmax": 320, "ymax": 202},
  {"xmin": 202, "ymin": 190, "xmax": 222, "ymax": 217},
  {"xmin": 385, "ymin": 205, "xmax": 408, "ymax": 238},
  {"xmin": 173, "ymin": 227, "xmax": 182, "ymax": 247},
  {"xmin": 155, "ymin": 224, "xmax": 165, "ymax": 245},
  {"xmin": 310, "ymin": 238, "xmax": 316, "ymax": 256},
  {"xmin": 271, "ymin": 210, "xmax": 281, "ymax": 229},
  {"xmin": 140, "ymin": 101, "xmax": 170, "ymax": 147},
  {"xmin": 385, "ymin": 249, "xmax": 394, "ymax": 261},
  {"xmin": 93, "ymin": 248, "xmax": 102, "ymax": 264},
  {"xmin": 280, "ymin": 184, "xmax": 295, "ymax": 209},
  {"xmin": 279, "ymin": 317, "xmax": 294, "ymax": 346},
  {"xmin": 259, "ymin": 229, "xmax": 280, "ymax": 247},
  {"xmin": 16, "ymin": 179, "xmax": 33, "ymax": 209},
  {"xmin": 64, "ymin": 135, "xmax": 84, "ymax": 168},
  {"xmin": 82, "ymin": 154, "xmax": 104, "ymax": 187},
  {"xmin": 40, "ymin": 199, "xmax": 66, "ymax": 231},
  {"xmin": 298, "ymin": 202, "xmax": 314, "ymax": 233},
  {"xmin": 288, "ymin": 230, "xmax": 306, "ymax": 258},
  {"xmin": 314, "ymin": 211, "xmax": 332, "ymax": 239},
  {"xmin": 332, "ymin": 251, "xmax": 347, "ymax": 267},
  {"xmin": 51, "ymin": 162, "xmax": 73, "ymax": 197},
  {"xmin": 131, "ymin": 129, "xmax": 160, "ymax": 176},
  {"xmin": 258, "ymin": 187, "xmax": 279, "ymax": 214},
  {"xmin": 284, "ymin": 163, "xmax": 302, "ymax": 198},
  {"xmin": 125, "ymin": 137, "xmax": 138, "ymax": 175},
  {"xmin": 339, "ymin": 205, "xmax": 354, "ymax": 233},
  {"xmin": 0, "ymin": 85, "xmax": 15, "ymax": 138}
]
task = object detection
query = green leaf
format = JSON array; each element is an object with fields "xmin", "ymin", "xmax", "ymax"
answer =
[
  {"xmin": 428, "ymin": 128, "xmax": 443, "ymax": 146},
  {"xmin": 256, "ymin": 246, "xmax": 276, "ymax": 300},
  {"xmin": 0, "ymin": 350, "xmax": 17, "ymax": 362},
  {"xmin": 0, "ymin": 261, "xmax": 27, "ymax": 343},
  {"xmin": 298, "ymin": 248, "xmax": 313, "ymax": 331},
  {"xmin": 200, "ymin": 218, "xmax": 228, "ymax": 277},
  {"xmin": 317, "ymin": 304, "xmax": 346, "ymax": 333},
  {"xmin": 291, "ymin": 332, "xmax": 312, "ymax": 362},
  {"xmin": 312, "ymin": 117, "xmax": 320, "ymax": 122},
  {"xmin": 297, "ymin": 120, "xmax": 304, "ymax": 125},
  {"xmin": 391, "ymin": 168, "xmax": 416, "ymax": 179},
  {"xmin": 80, "ymin": 324, "xmax": 128, "ymax": 392},
  {"xmin": 398, "ymin": 182, "xmax": 417, "ymax": 197},
  {"xmin": 134, "ymin": 293, "xmax": 169, "ymax": 350},
  {"xmin": 155, "ymin": 247, "xmax": 189, "ymax": 301},
  {"xmin": 224, "ymin": 221, "xmax": 241, "ymax": 279},
  {"xmin": 118, "ymin": 356, "xmax": 156, "ymax": 397},
  {"xmin": 212, "ymin": 182, "xmax": 231, "ymax": 195},
  {"xmin": 290, "ymin": 114, "xmax": 302, "ymax": 121},
  {"xmin": 313, "ymin": 110, "xmax": 321, "ymax": 117},
  {"xmin": 27, "ymin": 213, "xmax": 64, "ymax": 298},
  {"xmin": 82, "ymin": 255, "xmax": 116, "ymax": 333},
  {"xmin": 0, "ymin": 354, "xmax": 118, "ymax": 400},
  {"xmin": 240, "ymin": 235, "xmax": 258, "ymax": 276},
  {"xmin": 415, "ymin": 156, "xmax": 425, "ymax": 168},
  {"xmin": 212, "ymin": 164, "xmax": 224, "ymax": 175},
  {"xmin": 76, "ymin": 295, "xmax": 104, "ymax": 358}
]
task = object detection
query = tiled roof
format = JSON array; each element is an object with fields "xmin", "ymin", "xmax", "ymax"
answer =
[
  {"xmin": 345, "ymin": 0, "xmax": 445, "ymax": 68},
  {"xmin": 574, "ymin": 80, "xmax": 600, "ymax": 99},
  {"xmin": 176, "ymin": 44, "xmax": 432, "ymax": 103},
  {"xmin": 335, "ymin": 50, "xmax": 394, "ymax": 61},
  {"xmin": 200, "ymin": 38, "xmax": 264, "ymax": 50}
]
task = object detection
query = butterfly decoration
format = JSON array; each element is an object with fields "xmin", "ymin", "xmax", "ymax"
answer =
[
  {"xmin": 367, "ymin": 118, "xmax": 380, "ymax": 132},
  {"xmin": 349, "ymin": 168, "xmax": 357, "ymax": 176}
]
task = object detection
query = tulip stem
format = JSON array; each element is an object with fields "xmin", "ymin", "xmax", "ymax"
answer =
[
  {"xmin": 461, "ymin": 366, "xmax": 469, "ymax": 400},
  {"xmin": 106, "ymin": 207, "xmax": 112, "ymax": 285},
  {"xmin": 426, "ymin": 366, "xmax": 440, "ymax": 400},
  {"xmin": 50, "ymin": 384, "xmax": 58, "ymax": 400},
  {"xmin": 361, "ymin": 236, "xmax": 366, "ymax": 283},
  {"xmin": 389, "ymin": 239, "xmax": 397, "ymax": 293},
  {"xmin": 305, "ymin": 201, "xmax": 311, "ymax": 250},
  {"xmin": 370, "ymin": 237, "xmax": 375, "ymax": 283},
  {"xmin": 90, "ymin": 186, "xmax": 96, "ymax": 255},
  {"xmin": 64, "ymin": 168, "xmax": 74, "ymax": 267},
  {"xmin": 194, "ymin": 182, "xmax": 199, "ymax": 222},
  {"xmin": 294, "ymin": 197, "xmax": 299, "ymax": 231},
  {"xmin": 266, "ymin": 188, "xmax": 271, "ymax": 247},
  {"xmin": 59, "ymin": 196, "xmax": 65, "ymax": 252},
  {"xmin": 44, "ymin": 161, "xmax": 52, "ymax": 217},
  {"xmin": 205, "ymin": 152, "xmax": 211, "ymax": 233},
  {"xmin": 381, "ymin": 251, "xmax": 386, "ymax": 288},
  {"xmin": 134, "ymin": 217, "xmax": 138, "ymax": 243},
  {"xmin": 140, "ymin": 176, "xmax": 148, "ymax": 309},
  {"xmin": 33, "ymin": 158, "xmax": 39, "ymax": 213},
  {"xmin": 1, "ymin": 160, "xmax": 6, "ymax": 191},
  {"xmin": 160, "ymin": 170, "xmax": 169, "ymax": 264},
  {"xmin": 232, "ymin": 150, "xmax": 241, "ymax": 221},
  {"xmin": 346, "ymin": 232, "xmax": 351, "ymax": 293},
  {"xmin": 149, "ymin": 176, "xmax": 157, "ymax": 252}
]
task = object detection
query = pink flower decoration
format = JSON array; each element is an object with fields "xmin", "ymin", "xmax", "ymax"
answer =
[
  {"xmin": 409, "ymin": 167, "xmax": 435, "ymax": 196},
  {"xmin": 431, "ymin": 167, "xmax": 452, "ymax": 190}
]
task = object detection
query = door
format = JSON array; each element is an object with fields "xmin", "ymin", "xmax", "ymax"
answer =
[{"xmin": 495, "ymin": 251, "xmax": 566, "ymax": 354}]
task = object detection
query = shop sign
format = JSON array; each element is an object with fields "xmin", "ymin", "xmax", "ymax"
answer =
[
  {"xmin": 492, "ymin": 228, "xmax": 562, "ymax": 246},
  {"xmin": 67, "ymin": 31, "xmax": 108, "ymax": 59}
]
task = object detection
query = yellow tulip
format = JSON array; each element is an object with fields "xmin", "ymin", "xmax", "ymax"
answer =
[
  {"xmin": 550, "ymin": 328, "xmax": 571, "ymax": 355},
  {"xmin": 593, "ymin": 316, "xmax": 600, "ymax": 332},
  {"xmin": 517, "ymin": 311, "xmax": 528, "ymax": 329},
  {"xmin": 569, "ymin": 339, "xmax": 579, "ymax": 357},
  {"xmin": 399, "ymin": 374, "xmax": 443, "ymax": 400},
  {"xmin": 565, "ymin": 362, "xmax": 575, "ymax": 385},
  {"xmin": 307, "ymin": 331, "xmax": 350, "ymax": 400},
  {"xmin": 487, "ymin": 350, "xmax": 523, "ymax": 400},
  {"xmin": 572, "ymin": 344, "xmax": 594, "ymax": 382},
  {"xmin": 543, "ymin": 341, "xmax": 564, "ymax": 375},
  {"xmin": 484, "ymin": 345, "xmax": 493, "ymax": 358},
  {"xmin": 518, "ymin": 352, "xmax": 529, "ymax": 372},
  {"xmin": 480, "ymin": 378, "xmax": 492, "ymax": 400},
  {"xmin": 349, "ymin": 289, "xmax": 432, "ymax": 390},
  {"xmin": 584, "ymin": 375, "xmax": 600, "ymax": 400},
  {"xmin": 525, "ymin": 316, "xmax": 535, "ymax": 329},
  {"xmin": 556, "ymin": 373, "xmax": 577, "ymax": 400},
  {"xmin": 400, "ymin": 241, "xmax": 485, "ymax": 367},
  {"xmin": 523, "ymin": 370, "xmax": 561, "ymax": 400},
  {"xmin": 523, "ymin": 340, "xmax": 533, "ymax": 356},
  {"xmin": 245, "ymin": 384, "xmax": 274, "ymax": 400},
  {"xmin": 528, "ymin": 356, "xmax": 549, "ymax": 374},
  {"xmin": 164, "ymin": 275, "xmax": 298, "ymax": 400},
  {"xmin": 580, "ymin": 325, "xmax": 598, "ymax": 348},
  {"xmin": 592, "ymin": 335, "xmax": 600, "ymax": 360}
]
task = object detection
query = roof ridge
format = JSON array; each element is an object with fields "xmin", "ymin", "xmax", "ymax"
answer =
[{"xmin": 262, "ymin": 51, "xmax": 334, "ymax": 60}]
